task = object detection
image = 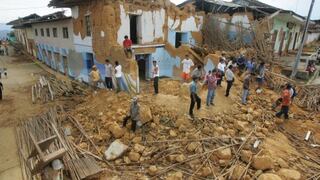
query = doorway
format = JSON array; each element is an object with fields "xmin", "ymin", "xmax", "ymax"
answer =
[
  {"xmin": 293, "ymin": 32, "xmax": 298, "ymax": 50},
  {"xmin": 86, "ymin": 53, "xmax": 94, "ymax": 71},
  {"xmin": 278, "ymin": 31, "xmax": 286, "ymax": 56},
  {"xmin": 130, "ymin": 15, "xmax": 139, "ymax": 44},
  {"xmin": 62, "ymin": 56, "xmax": 69, "ymax": 76},
  {"xmin": 175, "ymin": 32, "xmax": 182, "ymax": 48},
  {"xmin": 135, "ymin": 54, "xmax": 150, "ymax": 80}
]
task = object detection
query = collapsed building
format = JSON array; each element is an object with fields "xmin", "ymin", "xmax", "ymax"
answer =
[{"xmin": 179, "ymin": 0, "xmax": 307, "ymax": 57}]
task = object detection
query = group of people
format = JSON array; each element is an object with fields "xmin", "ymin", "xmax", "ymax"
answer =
[
  {"xmin": 89, "ymin": 60, "xmax": 129, "ymax": 93},
  {"xmin": 187, "ymin": 53, "xmax": 267, "ymax": 118}
]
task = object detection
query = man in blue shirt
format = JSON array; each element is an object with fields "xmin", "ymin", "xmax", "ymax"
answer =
[{"xmin": 189, "ymin": 77, "xmax": 201, "ymax": 118}]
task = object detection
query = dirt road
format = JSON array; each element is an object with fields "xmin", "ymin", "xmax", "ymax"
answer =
[{"xmin": 0, "ymin": 51, "xmax": 44, "ymax": 180}]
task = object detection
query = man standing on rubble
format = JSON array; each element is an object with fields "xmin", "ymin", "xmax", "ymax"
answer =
[
  {"xmin": 206, "ymin": 69, "xmax": 219, "ymax": 106},
  {"xmin": 276, "ymin": 85, "xmax": 291, "ymax": 120},
  {"xmin": 191, "ymin": 65, "xmax": 204, "ymax": 80},
  {"xmin": 104, "ymin": 59, "xmax": 113, "ymax": 90},
  {"xmin": 152, "ymin": 61, "xmax": 160, "ymax": 95},
  {"xmin": 217, "ymin": 58, "xmax": 226, "ymax": 87},
  {"xmin": 181, "ymin": 54, "xmax": 194, "ymax": 82},
  {"xmin": 123, "ymin": 35, "xmax": 133, "ymax": 58},
  {"xmin": 237, "ymin": 54, "xmax": 246, "ymax": 73},
  {"xmin": 256, "ymin": 62, "xmax": 265, "ymax": 91},
  {"xmin": 189, "ymin": 77, "xmax": 201, "ymax": 118},
  {"xmin": 225, "ymin": 65, "xmax": 235, "ymax": 97},
  {"xmin": 123, "ymin": 97, "xmax": 140, "ymax": 132},
  {"xmin": 89, "ymin": 65, "xmax": 101, "ymax": 90},
  {"xmin": 115, "ymin": 61, "xmax": 129, "ymax": 93},
  {"xmin": 242, "ymin": 72, "xmax": 251, "ymax": 105}
]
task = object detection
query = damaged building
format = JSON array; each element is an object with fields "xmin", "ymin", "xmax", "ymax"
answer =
[
  {"xmin": 179, "ymin": 0, "xmax": 307, "ymax": 56},
  {"xmin": 9, "ymin": 0, "xmax": 207, "ymax": 91},
  {"xmin": 47, "ymin": 0, "xmax": 206, "ymax": 85}
]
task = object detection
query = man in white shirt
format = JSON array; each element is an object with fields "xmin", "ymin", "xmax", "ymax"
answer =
[
  {"xmin": 181, "ymin": 55, "xmax": 194, "ymax": 82},
  {"xmin": 217, "ymin": 58, "xmax": 226, "ymax": 86},
  {"xmin": 114, "ymin": 61, "xmax": 128, "ymax": 93},
  {"xmin": 105, "ymin": 59, "xmax": 113, "ymax": 90},
  {"xmin": 152, "ymin": 61, "xmax": 160, "ymax": 94},
  {"xmin": 225, "ymin": 65, "xmax": 235, "ymax": 97}
]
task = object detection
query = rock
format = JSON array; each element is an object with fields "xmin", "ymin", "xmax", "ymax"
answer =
[
  {"xmin": 230, "ymin": 165, "xmax": 246, "ymax": 180},
  {"xmin": 258, "ymin": 173, "xmax": 282, "ymax": 180},
  {"xmin": 201, "ymin": 167, "xmax": 212, "ymax": 177},
  {"xmin": 240, "ymin": 150, "xmax": 252, "ymax": 163},
  {"xmin": 226, "ymin": 129, "xmax": 236, "ymax": 137},
  {"xmin": 133, "ymin": 144, "xmax": 145, "ymax": 153},
  {"xmin": 148, "ymin": 166, "xmax": 158, "ymax": 176},
  {"xmin": 187, "ymin": 142, "xmax": 199, "ymax": 152},
  {"xmin": 217, "ymin": 148, "xmax": 232, "ymax": 160},
  {"xmin": 235, "ymin": 121, "xmax": 248, "ymax": 131},
  {"xmin": 218, "ymin": 159, "xmax": 229, "ymax": 167},
  {"xmin": 123, "ymin": 156, "xmax": 131, "ymax": 164},
  {"xmin": 275, "ymin": 118, "xmax": 284, "ymax": 125},
  {"xmin": 167, "ymin": 155, "xmax": 177, "ymax": 162},
  {"xmin": 252, "ymin": 156, "xmax": 274, "ymax": 170},
  {"xmin": 261, "ymin": 128, "xmax": 269, "ymax": 135},
  {"xmin": 166, "ymin": 171, "xmax": 183, "ymax": 180},
  {"xmin": 169, "ymin": 130, "xmax": 177, "ymax": 137},
  {"xmin": 175, "ymin": 154, "xmax": 186, "ymax": 163},
  {"xmin": 128, "ymin": 151, "xmax": 141, "ymax": 162},
  {"xmin": 215, "ymin": 127, "xmax": 225, "ymax": 134},
  {"xmin": 277, "ymin": 158, "xmax": 289, "ymax": 168},
  {"xmin": 277, "ymin": 168, "xmax": 301, "ymax": 180},
  {"xmin": 105, "ymin": 140, "xmax": 128, "ymax": 160},
  {"xmin": 109, "ymin": 123, "xmax": 124, "ymax": 138},
  {"xmin": 140, "ymin": 105, "xmax": 152, "ymax": 124},
  {"xmin": 132, "ymin": 137, "xmax": 142, "ymax": 143}
]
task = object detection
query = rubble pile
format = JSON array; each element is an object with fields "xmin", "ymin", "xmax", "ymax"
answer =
[{"xmin": 63, "ymin": 81, "xmax": 320, "ymax": 179}]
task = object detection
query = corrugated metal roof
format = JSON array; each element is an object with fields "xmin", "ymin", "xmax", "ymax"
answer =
[{"xmin": 204, "ymin": 0, "xmax": 242, "ymax": 8}]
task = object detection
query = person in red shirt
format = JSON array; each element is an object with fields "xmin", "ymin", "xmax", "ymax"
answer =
[
  {"xmin": 275, "ymin": 85, "xmax": 291, "ymax": 119},
  {"xmin": 123, "ymin": 35, "xmax": 133, "ymax": 58}
]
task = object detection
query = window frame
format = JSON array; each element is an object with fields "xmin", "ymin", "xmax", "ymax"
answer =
[
  {"xmin": 62, "ymin": 27, "xmax": 69, "ymax": 39},
  {"xmin": 52, "ymin": 27, "xmax": 58, "ymax": 38},
  {"xmin": 46, "ymin": 28, "xmax": 50, "ymax": 37},
  {"xmin": 35, "ymin": 29, "xmax": 38, "ymax": 36},
  {"xmin": 40, "ymin": 28, "xmax": 44, "ymax": 37},
  {"xmin": 85, "ymin": 15, "xmax": 92, "ymax": 37}
]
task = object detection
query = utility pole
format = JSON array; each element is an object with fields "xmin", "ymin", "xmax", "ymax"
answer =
[{"xmin": 290, "ymin": 0, "xmax": 315, "ymax": 79}]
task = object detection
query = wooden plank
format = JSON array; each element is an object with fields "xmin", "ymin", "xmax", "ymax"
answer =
[{"xmin": 28, "ymin": 135, "xmax": 57, "ymax": 158}]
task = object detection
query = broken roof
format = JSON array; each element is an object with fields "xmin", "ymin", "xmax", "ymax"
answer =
[
  {"xmin": 7, "ymin": 11, "xmax": 71, "ymax": 29},
  {"xmin": 7, "ymin": 14, "xmax": 40, "ymax": 26}
]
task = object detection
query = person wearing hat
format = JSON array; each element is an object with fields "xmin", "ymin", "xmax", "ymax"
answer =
[
  {"xmin": 89, "ymin": 65, "xmax": 101, "ymax": 90},
  {"xmin": 122, "ymin": 96, "xmax": 140, "ymax": 132}
]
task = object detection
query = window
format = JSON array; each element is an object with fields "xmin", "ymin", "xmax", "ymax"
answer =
[
  {"xmin": 35, "ymin": 29, "xmax": 38, "ymax": 36},
  {"xmin": 62, "ymin": 27, "xmax": 69, "ymax": 39},
  {"xmin": 40, "ymin": 28, "xmax": 44, "ymax": 36},
  {"xmin": 46, "ymin": 28, "xmax": 50, "ymax": 37},
  {"xmin": 53, "ymin": 28, "xmax": 58, "ymax": 38},
  {"xmin": 85, "ymin": 15, "xmax": 91, "ymax": 36}
]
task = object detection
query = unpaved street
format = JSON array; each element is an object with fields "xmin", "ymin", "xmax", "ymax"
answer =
[{"xmin": 0, "ymin": 51, "xmax": 44, "ymax": 180}]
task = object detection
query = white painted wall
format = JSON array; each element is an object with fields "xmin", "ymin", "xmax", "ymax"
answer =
[
  {"xmin": 117, "ymin": 5, "xmax": 166, "ymax": 44},
  {"xmin": 32, "ymin": 19, "xmax": 74, "ymax": 50},
  {"xmin": 180, "ymin": 16, "xmax": 202, "ymax": 32},
  {"xmin": 306, "ymin": 33, "xmax": 320, "ymax": 44},
  {"xmin": 231, "ymin": 14, "xmax": 250, "ymax": 31},
  {"xmin": 168, "ymin": 15, "xmax": 203, "ymax": 32}
]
